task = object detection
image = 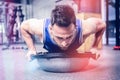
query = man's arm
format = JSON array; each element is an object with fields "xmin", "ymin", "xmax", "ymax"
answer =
[
  {"xmin": 20, "ymin": 19, "xmax": 44, "ymax": 61},
  {"xmin": 82, "ymin": 18, "xmax": 106, "ymax": 49},
  {"xmin": 92, "ymin": 19, "xmax": 106, "ymax": 48},
  {"xmin": 20, "ymin": 20, "xmax": 36, "ymax": 51}
]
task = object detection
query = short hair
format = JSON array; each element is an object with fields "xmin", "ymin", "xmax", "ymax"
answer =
[{"xmin": 51, "ymin": 5, "xmax": 76, "ymax": 27}]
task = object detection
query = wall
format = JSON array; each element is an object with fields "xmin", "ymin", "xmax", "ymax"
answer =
[{"xmin": 32, "ymin": 0, "xmax": 55, "ymax": 18}]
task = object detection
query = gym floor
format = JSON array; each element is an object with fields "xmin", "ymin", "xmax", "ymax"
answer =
[{"xmin": 0, "ymin": 44, "xmax": 120, "ymax": 80}]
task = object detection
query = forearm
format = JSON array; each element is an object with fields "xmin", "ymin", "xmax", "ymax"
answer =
[
  {"xmin": 92, "ymin": 27, "xmax": 105, "ymax": 49},
  {"xmin": 24, "ymin": 35, "xmax": 36, "ymax": 51},
  {"xmin": 21, "ymin": 28, "xmax": 36, "ymax": 51}
]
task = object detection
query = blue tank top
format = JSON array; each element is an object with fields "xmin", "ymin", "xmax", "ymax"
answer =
[{"xmin": 43, "ymin": 18, "xmax": 83, "ymax": 53}]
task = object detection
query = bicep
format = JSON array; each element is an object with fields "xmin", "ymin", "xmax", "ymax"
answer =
[
  {"xmin": 82, "ymin": 18, "xmax": 106, "ymax": 37},
  {"xmin": 82, "ymin": 18, "xmax": 97, "ymax": 36},
  {"xmin": 28, "ymin": 18, "xmax": 45, "ymax": 35}
]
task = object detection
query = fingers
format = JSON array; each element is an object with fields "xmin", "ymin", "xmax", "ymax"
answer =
[
  {"xmin": 93, "ymin": 52, "xmax": 100, "ymax": 60},
  {"xmin": 25, "ymin": 53, "xmax": 32, "ymax": 61},
  {"xmin": 90, "ymin": 48, "xmax": 97, "ymax": 54},
  {"xmin": 90, "ymin": 48, "xmax": 100, "ymax": 60},
  {"xmin": 26, "ymin": 50, "xmax": 37, "ymax": 61}
]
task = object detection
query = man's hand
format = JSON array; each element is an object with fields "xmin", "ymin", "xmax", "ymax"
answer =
[
  {"xmin": 90, "ymin": 47, "xmax": 100, "ymax": 59},
  {"xmin": 26, "ymin": 50, "xmax": 37, "ymax": 61}
]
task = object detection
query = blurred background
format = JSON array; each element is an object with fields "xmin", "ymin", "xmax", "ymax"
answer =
[
  {"xmin": 0, "ymin": 0, "xmax": 119, "ymax": 47},
  {"xmin": 0, "ymin": 1, "xmax": 120, "ymax": 80}
]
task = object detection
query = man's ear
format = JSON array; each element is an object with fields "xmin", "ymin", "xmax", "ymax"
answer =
[
  {"xmin": 49, "ymin": 26, "xmax": 53, "ymax": 34},
  {"xmin": 49, "ymin": 26, "xmax": 53, "ymax": 31},
  {"xmin": 49, "ymin": 26, "xmax": 54, "ymax": 38}
]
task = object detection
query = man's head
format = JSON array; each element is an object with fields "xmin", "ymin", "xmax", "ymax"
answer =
[
  {"xmin": 51, "ymin": 5, "xmax": 76, "ymax": 27},
  {"xmin": 50, "ymin": 5, "xmax": 77, "ymax": 50}
]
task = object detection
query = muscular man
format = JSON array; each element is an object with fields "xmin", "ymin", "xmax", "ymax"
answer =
[{"xmin": 20, "ymin": 5, "xmax": 106, "ymax": 61}]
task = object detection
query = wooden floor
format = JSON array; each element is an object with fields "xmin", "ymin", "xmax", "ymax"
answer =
[{"xmin": 0, "ymin": 44, "xmax": 120, "ymax": 80}]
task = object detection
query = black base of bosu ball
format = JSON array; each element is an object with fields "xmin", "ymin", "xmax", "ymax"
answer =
[{"xmin": 31, "ymin": 52, "xmax": 100, "ymax": 73}]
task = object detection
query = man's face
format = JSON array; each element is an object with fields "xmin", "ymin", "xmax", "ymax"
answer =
[{"xmin": 50, "ymin": 23, "xmax": 76, "ymax": 50}]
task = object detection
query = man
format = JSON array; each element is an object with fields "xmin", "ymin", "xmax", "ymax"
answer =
[{"xmin": 20, "ymin": 5, "xmax": 106, "ymax": 61}]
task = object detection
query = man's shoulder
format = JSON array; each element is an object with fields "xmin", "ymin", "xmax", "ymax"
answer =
[
  {"xmin": 84, "ymin": 17, "xmax": 102, "ymax": 22},
  {"xmin": 21, "ymin": 18, "xmax": 39, "ymax": 24}
]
